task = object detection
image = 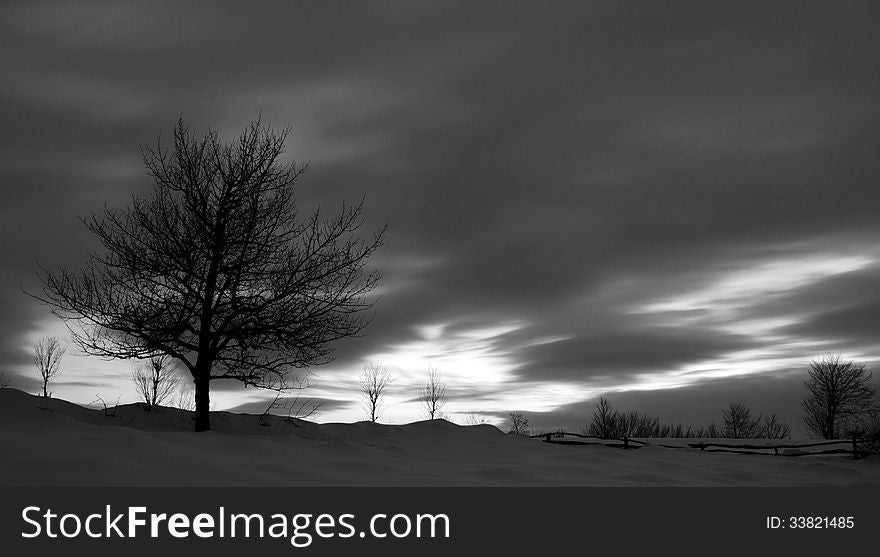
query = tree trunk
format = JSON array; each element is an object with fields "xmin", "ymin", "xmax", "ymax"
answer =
[{"xmin": 194, "ymin": 373, "xmax": 211, "ymax": 432}]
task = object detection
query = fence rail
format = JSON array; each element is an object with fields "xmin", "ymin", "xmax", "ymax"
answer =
[
  {"xmin": 686, "ymin": 438, "xmax": 867, "ymax": 458},
  {"xmin": 531, "ymin": 431, "xmax": 871, "ymax": 458},
  {"xmin": 529, "ymin": 431, "xmax": 645, "ymax": 449}
]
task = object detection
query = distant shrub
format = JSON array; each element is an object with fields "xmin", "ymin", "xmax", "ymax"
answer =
[
  {"xmin": 585, "ymin": 398, "xmax": 791, "ymax": 439},
  {"xmin": 853, "ymin": 405, "xmax": 880, "ymax": 455},
  {"xmin": 463, "ymin": 413, "xmax": 491, "ymax": 426},
  {"xmin": 508, "ymin": 413, "xmax": 530, "ymax": 435},
  {"xmin": 758, "ymin": 413, "xmax": 792, "ymax": 440},
  {"xmin": 586, "ymin": 397, "xmax": 618, "ymax": 438},
  {"xmin": 586, "ymin": 397, "xmax": 661, "ymax": 438},
  {"xmin": 722, "ymin": 402, "xmax": 760, "ymax": 439}
]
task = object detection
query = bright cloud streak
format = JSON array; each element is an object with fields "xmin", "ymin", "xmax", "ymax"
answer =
[
  {"xmin": 363, "ymin": 321, "xmax": 526, "ymax": 387},
  {"xmin": 634, "ymin": 253, "xmax": 876, "ymax": 315}
]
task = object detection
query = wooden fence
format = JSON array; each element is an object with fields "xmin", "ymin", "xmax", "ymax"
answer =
[
  {"xmin": 529, "ymin": 431, "xmax": 645, "ymax": 450},
  {"xmin": 684, "ymin": 438, "xmax": 867, "ymax": 459},
  {"xmin": 531, "ymin": 431, "xmax": 870, "ymax": 459}
]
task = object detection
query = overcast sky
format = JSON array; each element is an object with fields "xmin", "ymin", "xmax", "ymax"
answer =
[{"xmin": 2, "ymin": 1, "xmax": 879, "ymax": 433}]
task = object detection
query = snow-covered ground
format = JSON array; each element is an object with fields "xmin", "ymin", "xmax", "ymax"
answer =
[{"xmin": 1, "ymin": 388, "xmax": 877, "ymax": 486}]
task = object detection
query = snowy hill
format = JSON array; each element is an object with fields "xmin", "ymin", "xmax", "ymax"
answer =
[{"xmin": 0, "ymin": 388, "xmax": 877, "ymax": 486}]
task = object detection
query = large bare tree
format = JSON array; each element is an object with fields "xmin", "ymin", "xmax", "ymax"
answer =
[
  {"xmin": 132, "ymin": 354, "xmax": 180, "ymax": 408},
  {"xmin": 33, "ymin": 118, "xmax": 385, "ymax": 431},
  {"xmin": 803, "ymin": 355, "xmax": 876, "ymax": 439},
  {"xmin": 33, "ymin": 336, "xmax": 66, "ymax": 398}
]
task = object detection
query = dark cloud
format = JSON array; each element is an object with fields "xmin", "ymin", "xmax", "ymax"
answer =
[
  {"xmin": 741, "ymin": 264, "xmax": 880, "ymax": 347},
  {"xmin": 751, "ymin": 264, "xmax": 880, "ymax": 316},
  {"xmin": 513, "ymin": 328, "xmax": 753, "ymax": 382},
  {"xmin": 2, "ymin": 2, "xmax": 879, "ymax": 423},
  {"xmin": 785, "ymin": 299, "xmax": 880, "ymax": 347}
]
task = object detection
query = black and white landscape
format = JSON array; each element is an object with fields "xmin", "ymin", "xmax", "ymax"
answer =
[{"xmin": 1, "ymin": 2, "xmax": 879, "ymax": 486}]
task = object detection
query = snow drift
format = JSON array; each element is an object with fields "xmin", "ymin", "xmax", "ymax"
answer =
[{"xmin": 1, "ymin": 388, "xmax": 877, "ymax": 486}]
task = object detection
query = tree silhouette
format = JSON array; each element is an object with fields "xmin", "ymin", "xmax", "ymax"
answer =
[
  {"xmin": 33, "ymin": 336, "xmax": 65, "ymax": 398},
  {"xmin": 803, "ymin": 355, "xmax": 876, "ymax": 439},
  {"xmin": 361, "ymin": 363, "xmax": 392, "ymax": 423},
  {"xmin": 721, "ymin": 402, "xmax": 759, "ymax": 439},
  {"xmin": 757, "ymin": 413, "xmax": 791, "ymax": 440},
  {"xmin": 616, "ymin": 410, "xmax": 660, "ymax": 438},
  {"xmin": 32, "ymin": 118, "xmax": 385, "ymax": 431},
  {"xmin": 132, "ymin": 354, "xmax": 179, "ymax": 408},
  {"xmin": 508, "ymin": 412, "xmax": 530, "ymax": 435},
  {"xmin": 420, "ymin": 365, "xmax": 447, "ymax": 420},
  {"xmin": 587, "ymin": 396, "xmax": 617, "ymax": 438}
]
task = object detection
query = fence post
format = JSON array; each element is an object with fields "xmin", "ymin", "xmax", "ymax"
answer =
[
  {"xmin": 623, "ymin": 436, "xmax": 629, "ymax": 450},
  {"xmin": 545, "ymin": 433, "xmax": 552, "ymax": 443},
  {"xmin": 852, "ymin": 434, "xmax": 859, "ymax": 460}
]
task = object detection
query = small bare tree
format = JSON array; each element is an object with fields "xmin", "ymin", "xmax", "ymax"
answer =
[
  {"xmin": 803, "ymin": 355, "xmax": 876, "ymax": 439},
  {"xmin": 172, "ymin": 383, "xmax": 197, "ymax": 412},
  {"xmin": 132, "ymin": 354, "xmax": 180, "ymax": 409},
  {"xmin": 587, "ymin": 396, "xmax": 617, "ymax": 438},
  {"xmin": 463, "ymin": 412, "xmax": 491, "ymax": 425},
  {"xmin": 758, "ymin": 413, "xmax": 791, "ymax": 439},
  {"xmin": 33, "ymin": 336, "xmax": 66, "ymax": 397},
  {"xmin": 360, "ymin": 363, "xmax": 392, "ymax": 423},
  {"xmin": 617, "ymin": 410, "xmax": 660, "ymax": 438},
  {"xmin": 420, "ymin": 366, "xmax": 447, "ymax": 420},
  {"xmin": 722, "ymin": 402, "xmax": 760, "ymax": 439}
]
